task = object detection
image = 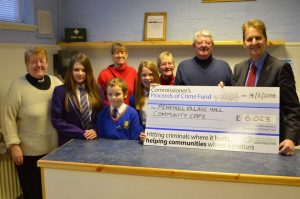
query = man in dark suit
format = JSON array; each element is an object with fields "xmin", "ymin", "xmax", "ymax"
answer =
[{"xmin": 233, "ymin": 19, "xmax": 300, "ymax": 155}]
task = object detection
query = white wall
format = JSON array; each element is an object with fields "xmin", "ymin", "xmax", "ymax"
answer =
[{"xmin": 59, "ymin": 0, "xmax": 300, "ymax": 42}]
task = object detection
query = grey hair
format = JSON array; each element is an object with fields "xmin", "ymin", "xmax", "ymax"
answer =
[{"xmin": 192, "ymin": 30, "xmax": 214, "ymax": 46}]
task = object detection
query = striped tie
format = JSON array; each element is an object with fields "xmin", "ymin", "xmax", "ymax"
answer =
[{"xmin": 79, "ymin": 86, "xmax": 91, "ymax": 129}]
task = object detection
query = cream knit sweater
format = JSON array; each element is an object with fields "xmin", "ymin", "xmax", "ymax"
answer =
[{"xmin": 1, "ymin": 75, "xmax": 62, "ymax": 156}]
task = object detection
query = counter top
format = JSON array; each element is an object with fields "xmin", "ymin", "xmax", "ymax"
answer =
[{"xmin": 38, "ymin": 139, "xmax": 300, "ymax": 186}]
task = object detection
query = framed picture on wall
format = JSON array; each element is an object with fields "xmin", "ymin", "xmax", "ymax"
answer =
[
  {"xmin": 202, "ymin": 0, "xmax": 255, "ymax": 2},
  {"xmin": 36, "ymin": 9, "xmax": 53, "ymax": 37},
  {"xmin": 144, "ymin": 12, "xmax": 167, "ymax": 41}
]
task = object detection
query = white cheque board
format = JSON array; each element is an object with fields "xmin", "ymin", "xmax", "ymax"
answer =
[{"xmin": 144, "ymin": 86, "xmax": 280, "ymax": 154}]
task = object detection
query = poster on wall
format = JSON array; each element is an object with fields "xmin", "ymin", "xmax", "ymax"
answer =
[
  {"xmin": 144, "ymin": 86, "xmax": 280, "ymax": 154},
  {"xmin": 37, "ymin": 9, "xmax": 52, "ymax": 37}
]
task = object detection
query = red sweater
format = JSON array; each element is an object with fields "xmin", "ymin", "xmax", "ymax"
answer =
[
  {"xmin": 97, "ymin": 63, "xmax": 137, "ymax": 105},
  {"xmin": 160, "ymin": 74, "xmax": 175, "ymax": 85}
]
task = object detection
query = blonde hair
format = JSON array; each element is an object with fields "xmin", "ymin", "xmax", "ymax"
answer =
[
  {"xmin": 157, "ymin": 51, "xmax": 175, "ymax": 69},
  {"xmin": 242, "ymin": 19, "xmax": 267, "ymax": 41},
  {"xmin": 24, "ymin": 46, "xmax": 48, "ymax": 66},
  {"xmin": 135, "ymin": 61, "xmax": 160, "ymax": 110},
  {"xmin": 107, "ymin": 78, "xmax": 128, "ymax": 96}
]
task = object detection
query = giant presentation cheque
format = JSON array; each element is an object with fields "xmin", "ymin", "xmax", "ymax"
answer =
[{"xmin": 144, "ymin": 86, "xmax": 280, "ymax": 154}]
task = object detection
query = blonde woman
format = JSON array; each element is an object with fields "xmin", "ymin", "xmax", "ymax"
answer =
[{"xmin": 157, "ymin": 51, "xmax": 176, "ymax": 85}]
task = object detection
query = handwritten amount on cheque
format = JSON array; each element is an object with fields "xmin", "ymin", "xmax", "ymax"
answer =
[{"xmin": 152, "ymin": 104, "xmax": 222, "ymax": 120}]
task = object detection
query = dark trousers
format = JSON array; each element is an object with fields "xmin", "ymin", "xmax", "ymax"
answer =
[{"xmin": 15, "ymin": 155, "xmax": 45, "ymax": 199}]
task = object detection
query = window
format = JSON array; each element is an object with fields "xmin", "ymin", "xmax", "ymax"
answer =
[
  {"xmin": 0, "ymin": 0, "xmax": 23, "ymax": 23},
  {"xmin": 0, "ymin": 0, "xmax": 36, "ymax": 31}
]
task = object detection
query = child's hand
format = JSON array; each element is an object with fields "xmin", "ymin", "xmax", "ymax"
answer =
[
  {"xmin": 150, "ymin": 83, "xmax": 160, "ymax": 87},
  {"xmin": 139, "ymin": 132, "xmax": 146, "ymax": 142},
  {"xmin": 218, "ymin": 81, "xmax": 224, "ymax": 88},
  {"xmin": 84, "ymin": 129, "xmax": 98, "ymax": 140}
]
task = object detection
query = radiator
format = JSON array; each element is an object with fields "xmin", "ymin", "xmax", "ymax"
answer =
[{"xmin": 0, "ymin": 154, "xmax": 22, "ymax": 199}]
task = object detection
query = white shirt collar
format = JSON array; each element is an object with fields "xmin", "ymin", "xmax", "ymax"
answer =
[{"xmin": 110, "ymin": 103, "xmax": 127, "ymax": 114}]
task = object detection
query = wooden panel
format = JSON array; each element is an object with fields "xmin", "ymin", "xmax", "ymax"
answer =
[
  {"xmin": 58, "ymin": 40, "xmax": 285, "ymax": 48},
  {"xmin": 38, "ymin": 159, "xmax": 300, "ymax": 186}
]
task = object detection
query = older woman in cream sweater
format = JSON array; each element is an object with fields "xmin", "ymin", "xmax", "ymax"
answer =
[{"xmin": 1, "ymin": 46, "xmax": 62, "ymax": 199}]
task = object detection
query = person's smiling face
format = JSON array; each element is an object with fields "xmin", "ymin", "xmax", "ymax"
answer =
[
  {"xmin": 159, "ymin": 56, "xmax": 175, "ymax": 79},
  {"xmin": 194, "ymin": 36, "xmax": 213, "ymax": 60},
  {"xmin": 243, "ymin": 27, "xmax": 267, "ymax": 61},
  {"xmin": 72, "ymin": 62, "xmax": 86, "ymax": 85},
  {"xmin": 141, "ymin": 66, "xmax": 154, "ymax": 90},
  {"xmin": 27, "ymin": 54, "xmax": 48, "ymax": 79},
  {"xmin": 112, "ymin": 50, "xmax": 128, "ymax": 66}
]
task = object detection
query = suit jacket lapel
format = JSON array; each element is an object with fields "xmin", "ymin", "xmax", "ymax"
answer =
[
  {"xmin": 257, "ymin": 53, "xmax": 272, "ymax": 86},
  {"xmin": 239, "ymin": 60, "xmax": 251, "ymax": 85},
  {"xmin": 69, "ymin": 93, "xmax": 97, "ymax": 129},
  {"xmin": 68, "ymin": 93, "xmax": 82, "ymax": 121}
]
